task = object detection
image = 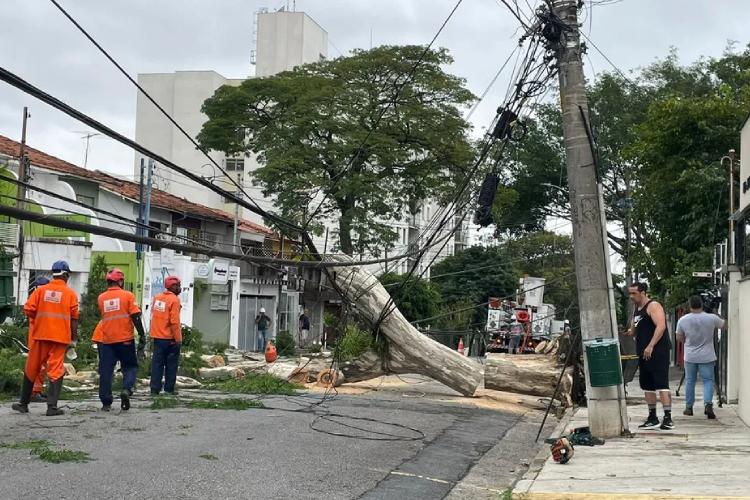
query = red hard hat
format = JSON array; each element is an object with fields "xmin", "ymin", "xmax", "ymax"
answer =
[
  {"xmin": 106, "ymin": 268, "xmax": 125, "ymax": 282},
  {"xmin": 164, "ymin": 276, "xmax": 181, "ymax": 289}
]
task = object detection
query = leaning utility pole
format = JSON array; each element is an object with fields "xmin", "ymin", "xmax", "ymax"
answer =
[{"xmin": 551, "ymin": 0, "xmax": 627, "ymax": 437}]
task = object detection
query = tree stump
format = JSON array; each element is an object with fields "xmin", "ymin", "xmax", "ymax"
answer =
[{"xmin": 329, "ymin": 259, "xmax": 483, "ymax": 396}]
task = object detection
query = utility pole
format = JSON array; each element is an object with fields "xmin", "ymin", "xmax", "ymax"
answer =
[
  {"xmin": 727, "ymin": 149, "xmax": 736, "ymax": 264},
  {"xmin": 136, "ymin": 158, "xmax": 145, "ymax": 261},
  {"xmin": 551, "ymin": 0, "xmax": 627, "ymax": 437},
  {"xmin": 143, "ymin": 158, "xmax": 154, "ymax": 252},
  {"xmin": 14, "ymin": 107, "xmax": 30, "ymax": 306},
  {"xmin": 232, "ymin": 173, "xmax": 242, "ymax": 252}
]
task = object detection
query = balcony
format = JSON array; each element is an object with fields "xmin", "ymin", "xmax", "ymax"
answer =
[{"xmin": 0, "ymin": 222, "xmax": 18, "ymax": 247}]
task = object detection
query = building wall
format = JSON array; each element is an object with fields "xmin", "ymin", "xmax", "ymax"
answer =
[
  {"xmin": 192, "ymin": 280, "xmax": 232, "ymax": 345},
  {"xmin": 736, "ymin": 279, "xmax": 750, "ymax": 423},
  {"xmin": 96, "ymin": 190, "xmax": 139, "ymax": 252},
  {"xmin": 735, "ymin": 118, "xmax": 750, "ymax": 424},
  {"xmin": 135, "ymin": 11, "xmax": 328, "ymax": 225},
  {"xmin": 256, "ymin": 12, "xmax": 327, "ymax": 77}
]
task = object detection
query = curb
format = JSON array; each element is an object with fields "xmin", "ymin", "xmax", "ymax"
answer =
[{"xmin": 512, "ymin": 406, "xmax": 579, "ymax": 496}]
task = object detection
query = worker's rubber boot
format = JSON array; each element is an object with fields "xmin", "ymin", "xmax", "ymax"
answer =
[
  {"xmin": 11, "ymin": 377, "xmax": 34, "ymax": 414},
  {"xmin": 45, "ymin": 378, "xmax": 65, "ymax": 416}
]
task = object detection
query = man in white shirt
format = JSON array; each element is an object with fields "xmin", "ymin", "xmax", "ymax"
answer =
[{"xmin": 676, "ymin": 295, "xmax": 724, "ymax": 419}]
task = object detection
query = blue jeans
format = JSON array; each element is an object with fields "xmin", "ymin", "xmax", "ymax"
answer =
[
  {"xmin": 685, "ymin": 361, "xmax": 715, "ymax": 408},
  {"xmin": 98, "ymin": 341, "xmax": 138, "ymax": 406},
  {"xmin": 150, "ymin": 339, "xmax": 181, "ymax": 394},
  {"xmin": 257, "ymin": 329, "xmax": 268, "ymax": 351}
]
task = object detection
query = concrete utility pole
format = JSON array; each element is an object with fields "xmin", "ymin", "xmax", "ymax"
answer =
[
  {"xmin": 14, "ymin": 107, "xmax": 30, "ymax": 306},
  {"xmin": 143, "ymin": 158, "xmax": 154, "ymax": 252},
  {"xmin": 551, "ymin": 0, "xmax": 627, "ymax": 437}
]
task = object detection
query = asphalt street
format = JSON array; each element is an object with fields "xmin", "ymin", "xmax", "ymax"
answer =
[{"xmin": 0, "ymin": 381, "xmax": 556, "ymax": 499}]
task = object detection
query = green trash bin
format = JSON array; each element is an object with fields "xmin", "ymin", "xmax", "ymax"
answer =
[{"xmin": 584, "ymin": 338, "xmax": 622, "ymax": 387}]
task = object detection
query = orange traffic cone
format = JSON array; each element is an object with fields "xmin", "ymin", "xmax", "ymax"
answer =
[
  {"xmin": 265, "ymin": 341, "xmax": 278, "ymax": 363},
  {"xmin": 457, "ymin": 337, "xmax": 465, "ymax": 356}
]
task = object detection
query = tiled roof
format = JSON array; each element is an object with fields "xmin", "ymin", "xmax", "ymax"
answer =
[{"xmin": 0, "ymin": 134, "xmax": 275, "ymax": 236}]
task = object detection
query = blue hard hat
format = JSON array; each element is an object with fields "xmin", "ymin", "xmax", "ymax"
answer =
[
  {"xmin": 33, "ymin": 277, "xmax": 50, "ymax": 287},
  {"xmin": 51, "ymin": 260, "xmax": 71, "ymax": 274}
]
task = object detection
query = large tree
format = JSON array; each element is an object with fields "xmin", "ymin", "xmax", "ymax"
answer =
[
  {"xmin": 491, "ymin": 45, "xmax": 750, "ymax": 304},
  {"xmin": 198, "ymin": 45, "xmax": 475, "ymax": 255}
]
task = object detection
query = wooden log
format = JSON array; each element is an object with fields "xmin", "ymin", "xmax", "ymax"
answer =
[
  {"xmin": 329, "ymin": 258, "xmax": 483, "ymax": 396},
  {"xmin": 198, "ymin": 366, "xmax": 245, "ymax": 380},
  {"xmin": 484, "ymin": 353, "xmax": 572, "ymax": 402},
  {"xmin": 200, "ymin": 354, "xmax": 225, "ymax": 368}
]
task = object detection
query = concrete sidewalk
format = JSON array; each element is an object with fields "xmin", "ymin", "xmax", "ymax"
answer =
[{"xmin": 514, "ymin": 388, "xmax": 750, "ymax": 499}]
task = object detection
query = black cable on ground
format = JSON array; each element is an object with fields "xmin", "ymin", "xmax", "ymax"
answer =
[{"xmin": 535, "ymin": 327, "xmax": 581, "ymax": 442}]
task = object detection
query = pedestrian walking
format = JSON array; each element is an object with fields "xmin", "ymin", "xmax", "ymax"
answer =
[
  {"xmin": 12, "ymin": 261, "xmax": 78, "ymax": 416},
  {"xmin": 255, "ymin": 307, "xmax": 271, "ymax": 351},
  {"xmin": 26, "ymin": 276, "xmax": 49, "ymax": 403},
  {"xmin": 95, "ymin": 268, "xmax": 147, "ymax": 411},
  {"xmin": 149, "ymin": 276, "xmax": 183, "ymax": 395},
  {"xmin": 628, "ymin": 282, "xmax": 674, "ymax": 430},
  {"xmin": 676, "ymin": 295, "xmax": 723, "ymax": 419},
  {"xmin": 298, "ymin": 309, "xmax": 311, "ymax": 347},
  {"xmin": 508, "ymin": 316, "xmax": 523, "ymax": 354}
]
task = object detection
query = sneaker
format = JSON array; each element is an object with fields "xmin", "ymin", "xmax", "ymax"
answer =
[
  {"xmin": 705, "ymin": 404, "xmax": 716, "ymax": 420},
  {"xmin": 660, "ymin": 415, "xmax": 674, "ymax": 430},
  {"xmin": 683, "ymin": 407, "xmax": 693, "ymax": 416},
  {"xmin": 120, "ymin": 390, "xmax": 131, "ymax": 411},
  {"xmin": 101, "ymin": 405, "xmax": 111, "ymax": 412},
  {"xmin": 638, "ymin": 415, "xmax": 660, "ymax": 429}
]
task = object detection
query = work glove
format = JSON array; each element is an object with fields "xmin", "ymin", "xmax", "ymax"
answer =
[{"xmin": 137, "ymin": 337, "xmax": 146, "ymax": 360}]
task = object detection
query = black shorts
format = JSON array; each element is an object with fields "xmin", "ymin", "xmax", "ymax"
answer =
[{"xmin": 638, "ymin": 355, "xmax": 669, "ymax": 391}]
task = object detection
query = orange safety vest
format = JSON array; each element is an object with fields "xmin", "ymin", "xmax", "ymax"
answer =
[
  {"xmin": 96, "ymin": 286, "xmax": 141, "ymax": 344},
  {"xmin": 25, "ymin": 286, "xmax": 45, "ymax": 347},
  {"xmin": 150, "ymin": 290, "xmax": 182, "ymax": 342},
  {"xmin": 24, "ymin": 278, "xmax": 79, "ymax": 345}
]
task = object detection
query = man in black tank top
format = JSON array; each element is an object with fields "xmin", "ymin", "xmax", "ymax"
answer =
[{"xmin": 628, "ymin": 282, "xmax": 674, "ymax": 430}]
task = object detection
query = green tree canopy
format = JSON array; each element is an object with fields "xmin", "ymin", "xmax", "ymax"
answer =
[
  {"xmin": 198, "ymin": 45, "xmax": 475, "ymax": 255},
  {"xmin": 378, "ymin": 272, "xmax": 441, "ymax": 323},
  {"xmin": 431, "ymin": 246, "xmax": 517, "ymax": 327},
  {"xmin": 489, "ymin": 44, "xmax": 750, "ymax": 304}
]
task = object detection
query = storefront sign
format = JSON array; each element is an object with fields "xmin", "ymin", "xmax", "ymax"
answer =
[{"xmin": 208, "ymin": 258, "xmax": 229, "ymax": 285}]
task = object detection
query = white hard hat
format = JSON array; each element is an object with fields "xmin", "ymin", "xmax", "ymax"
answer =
[
  {"xmin": 260, "ymin": 308, "xmax": 265, "ymax": 313},
  {"xmin": 510, "ymin": 314, "xmax": 516, "ymax": 321}
]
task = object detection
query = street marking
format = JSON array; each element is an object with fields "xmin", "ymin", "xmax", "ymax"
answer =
[{"xmin": 389, "ymin": 471, "xmax": 452, "ymax": 484}]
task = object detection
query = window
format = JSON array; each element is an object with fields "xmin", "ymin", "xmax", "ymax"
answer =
[
  {"xmin": 76, "ymin": 194, "xmax": 95, "ymax": 207},
  {"xmin": 225, "ymin": 158, "xmax": 245, "ymax": 171}
]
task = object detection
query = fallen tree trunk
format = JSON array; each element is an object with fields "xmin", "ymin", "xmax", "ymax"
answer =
[
  {"xmin": 484, "ymin": 353, "xmax": 572, "ymax": 403},
  {"xmin": 330, "ymin": 259, "xmax": 483, "ymax": 396}
]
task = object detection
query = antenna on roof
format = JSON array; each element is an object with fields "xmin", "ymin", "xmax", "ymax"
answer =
[{"xmin": 72, "ymin": 130, "xmax": 100, "ymax": 168}]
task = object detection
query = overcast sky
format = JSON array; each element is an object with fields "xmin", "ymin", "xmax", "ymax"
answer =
[{"xmin": 0, "ymin": 0, "xmax": 747, "ymax": 179}]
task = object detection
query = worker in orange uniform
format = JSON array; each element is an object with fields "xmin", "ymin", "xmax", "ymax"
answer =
[
  {"xmin": 12, "ymin": 261, "xmax": 78, "ymax": 416},
  {"xmin": 149, "ymin": 275, "xmax": 183, "ymax": 395},
  {"xmin": 26, "ymin": 276, "xmax": 50, "ymax": 402},
  {"xmin": 96, "ymin": 268, "xmax": 147, "ymax": 411}
]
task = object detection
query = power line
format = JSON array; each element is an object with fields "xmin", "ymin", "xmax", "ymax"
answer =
[
  {"xmin": 46, "ymin": 0, "xmax": 282, "ymax": 234},
  {"xmin": 302, "ymin": 0, "xmax": 466, "ymax": 230},
  {"xmin": 578, "ymin": 30, "xmax": 635, "ymax": 86}
]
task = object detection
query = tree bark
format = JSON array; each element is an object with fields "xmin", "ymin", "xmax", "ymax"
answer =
[
  {"xmin": 329, "ymin": 257, "xmax": 483, "ymax": 396},
  {"xmin": 484, "ymin": 353, "xmax": 572, "ymax": 404}
]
